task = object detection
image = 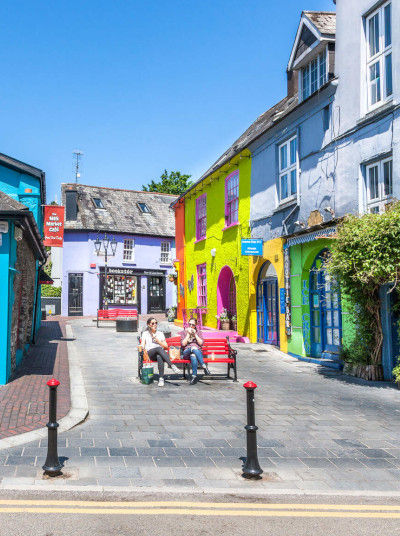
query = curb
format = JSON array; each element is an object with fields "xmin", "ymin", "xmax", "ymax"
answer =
[{"xmin": 0, "ymin": 323, "xmax": 88, "ymax": 450}]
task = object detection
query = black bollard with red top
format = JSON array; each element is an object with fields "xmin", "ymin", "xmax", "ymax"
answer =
[
  {"xmin": 242, "ymin": 381, "xmax": 263, "ymax": 479},
  {"xmin": 43, "ymin": 378, "xmax": 63, "ymax": 476}
]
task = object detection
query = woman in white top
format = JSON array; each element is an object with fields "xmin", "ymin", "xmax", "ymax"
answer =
[{"xmin": 141, "ymin": 317, "xmax": 180, "ymax": 387}]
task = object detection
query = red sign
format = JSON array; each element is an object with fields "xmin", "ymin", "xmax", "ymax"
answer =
[{"xmin": 43, "ymin": 206, "xmax": 65, "ymax": 247}]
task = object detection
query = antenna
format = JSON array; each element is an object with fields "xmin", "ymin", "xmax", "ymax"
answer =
[{"xmin": 73, "ymin": 150, "xmax": 84, "ymax": 183}]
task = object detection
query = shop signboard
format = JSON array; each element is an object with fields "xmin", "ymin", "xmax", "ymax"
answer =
[
  {"xmin": 43, "ymin": 206, "xmax": 65, "ymax": 247},
  {"xmin": 241, "ymin": 239, "xmax": 263, "ymax": 256}
]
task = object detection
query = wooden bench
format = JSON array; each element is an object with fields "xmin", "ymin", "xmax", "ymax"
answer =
[
  {"xmin": 97, "ymin": 308, "xmax": 138, "ymax": 328},
  {"xmin": 138, "ymin": 336, "xmax": 237, "ymax": 382}
]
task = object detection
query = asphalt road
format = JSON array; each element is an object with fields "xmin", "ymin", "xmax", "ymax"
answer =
[{"xmin": 1, "ymin": 491, "xmax": 400, "ymax": 535}]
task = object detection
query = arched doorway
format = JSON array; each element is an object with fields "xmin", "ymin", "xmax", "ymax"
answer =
[
  {"xmin": 217, "ymin": 266, "xmax": 237, "ymax": 320},
  {"xmin": 256, "ymin": 262, "xmax": 279, "ymax": 345},
  {"xmin": 309, "ymin": 250, "xmax": 342, "ymax": 358}
]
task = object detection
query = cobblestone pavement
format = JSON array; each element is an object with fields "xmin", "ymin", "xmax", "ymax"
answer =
[
  {"xmin": 0, "ymin": 319, "xmax": 70, "ymax": 439},
  {"xmin": 1, "ymin": 317, "xmax": 400, "ymax": 493}
]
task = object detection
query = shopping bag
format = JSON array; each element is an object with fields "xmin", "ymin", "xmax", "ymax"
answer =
[
  {"xmin": 143, "ymin": 348, "xmax": 150, "ymax": 363},
  {"xmin": 141, "ymin": 362, "xmax": 154, "ymax": 384}
]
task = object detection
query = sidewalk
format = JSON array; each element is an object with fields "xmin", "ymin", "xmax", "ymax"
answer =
[{"xmin": 0, "ymin": 319, "xmax": 70, "ymax": 439}]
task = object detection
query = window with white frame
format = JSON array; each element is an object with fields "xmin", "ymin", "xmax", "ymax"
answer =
[
  {"xmin": 160, "ymin": 241, "xmax": 171, "ymax": 264},
  {"xmin": 278, "ymin": 136, "xmax": 298, "ymax": 203},
  {"xmin": 123, "ymin": 238, "xmax": 135, "ymax": 261},
  {"xmin": 366, "ymin": 2, "xmax": 392, "ymax": 109},
  {"xmin": 301, "ymin": 48, "xmax": 327, "ymax": 101},
  {"xmin": 365, "ymin": 157, "xmax": 393, "ymax": 213}
]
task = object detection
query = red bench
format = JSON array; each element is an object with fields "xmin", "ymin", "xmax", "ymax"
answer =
[
  {"xmin": 97, "ymin": 308, "xmax": 138, "ymax": 328},
  {"xmin": 138, "ymin": 336, "xmax": 237, "ymax": 382}
]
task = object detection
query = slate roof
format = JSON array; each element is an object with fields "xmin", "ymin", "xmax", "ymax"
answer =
[
  {"xmin": 0, "ymin": 191, "xmax": 28, "ymax": 212},
  {"xmin": 61, "ymin": 183, "xmax": 178, "ymax": 237},
  {"xmin": 303, "ymin": 11, "xmax": 336, "ymax": 36}
]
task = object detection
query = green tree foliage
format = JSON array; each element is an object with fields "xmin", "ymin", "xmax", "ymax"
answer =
[
  {"xmin": 142, "ymin": 170, "xmax": 192, "ymax": 196},
  {"xmin": 41, "ymin": 285, "xmax": 61, "ymax": 297},
  {"xmin": 325, "ymin": 204, "xmax": 400, "ymax": 379}
]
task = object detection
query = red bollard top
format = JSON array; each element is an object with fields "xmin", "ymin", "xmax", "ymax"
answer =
[
  {"xmin": 243, "ymin": 381, "xmax": 257, "ymax": 389},
  {"xmin": 47, "ymin": 378, "xmax": 60, "ymax": 387}
]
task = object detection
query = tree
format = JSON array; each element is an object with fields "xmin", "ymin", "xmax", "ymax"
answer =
[
  {"xmin": 142, "ymin": 170, "xmax": 192, "ymax": 196},
  {"xmin": 325, "ymin": 204, "xmax": 400, "ymax": 380}
]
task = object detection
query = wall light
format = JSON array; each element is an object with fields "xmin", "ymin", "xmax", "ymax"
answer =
[{"xmin": 211, "ymin": 248, "xmax": 216, "ymax": 257}]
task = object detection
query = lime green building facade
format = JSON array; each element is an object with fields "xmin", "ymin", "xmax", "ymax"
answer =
[{"xmin": 183, "ymin": 150, "xmax": 251, "ymax": 338}]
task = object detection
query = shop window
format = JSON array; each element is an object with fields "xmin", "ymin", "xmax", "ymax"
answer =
[
  {"xmin": 197, "ymin": 264, "xmax": 207, "ymax": 307},
  {"xmin": 105, "ymin": 275, "xmax": 138, "ymax": 305},
  {"xmin": 225, "ymin": 171, "xmax": 239, "ymax": 227},
  {"xmin": 195, "ymin": 194, "xmax": 207, "ymax": 241},
  {"xmin": 123, "ymin": 239, "xmax": 135, "ymax": 262},
  {"xmin": 160, "ymin": 241, "xmax": 171, "ymax": 264},
  {"xmin": 365, "ymin": 157, "xmax": 393, "ymax": 213}
]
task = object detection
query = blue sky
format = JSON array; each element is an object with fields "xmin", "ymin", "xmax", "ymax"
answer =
[{"xmin": 1, "ymin": 0, "xmax": 334, "ymax": 202}]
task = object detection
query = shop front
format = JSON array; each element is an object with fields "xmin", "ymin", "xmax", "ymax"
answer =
[{"xmin": 99, "ymin": 267, "xmax": 166, "ymax": 314}]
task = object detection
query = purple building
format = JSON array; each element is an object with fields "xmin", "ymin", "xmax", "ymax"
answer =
[{"xmin": 60, "ymin": 183, "xmax": 178, "ymax": 316}]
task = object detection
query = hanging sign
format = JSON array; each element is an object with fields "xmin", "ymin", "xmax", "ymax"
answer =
[
  {"xmin": 43, "ymin": 206, "xmax": 65, "ymax": 247},
  {"xmin": 241, "ymin": 239, "xmax": 263, "ymax": 256}
]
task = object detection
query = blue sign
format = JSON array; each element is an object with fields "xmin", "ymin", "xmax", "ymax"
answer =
[
  {"xmin": 280, "ymin": 288, "xmax": 286, "ymax": 314},
  {"xmin": 241, "ymin": 239, "xmax": 263, "ymax": 256}
]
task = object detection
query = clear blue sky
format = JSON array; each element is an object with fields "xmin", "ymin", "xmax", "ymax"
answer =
[{"xmin": 1, "ymin": 0, "xmax": 334, "ymax": 202}]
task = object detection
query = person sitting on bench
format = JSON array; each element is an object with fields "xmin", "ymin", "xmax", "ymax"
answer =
[
  {"xmin": 142, "ymin": 317, "xmax": 180, "ymax": 387},
  {"xmin": 180, "ymin": 317, "xmax": 210, "ymax": 384}
]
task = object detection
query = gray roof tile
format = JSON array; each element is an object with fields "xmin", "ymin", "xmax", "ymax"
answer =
[
  {"xmin": 303, "ymin": 11, "xmax": 336, "ymax": 36},
  {"xmin": 0, "ymin": 191, "xmax": 28, "ymax": 211}
]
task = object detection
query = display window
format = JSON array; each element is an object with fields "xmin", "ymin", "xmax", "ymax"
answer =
[{"xmin": 105, "ymin": 275, "xmax": 138, "ymax": 305}]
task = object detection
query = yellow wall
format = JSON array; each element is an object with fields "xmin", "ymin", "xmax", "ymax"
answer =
[
  {"xmin": 184, "ymin": 150, "xmax": 251, "ymax": 336},
  {"xmin": 248, "ymin": 238, "xmax": 287, "ymax": 351}
]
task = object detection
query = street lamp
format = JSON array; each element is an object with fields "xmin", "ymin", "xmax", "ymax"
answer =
[{"xmin": 94, "ymin": 233, "xmax": 117, "ymax": 309}]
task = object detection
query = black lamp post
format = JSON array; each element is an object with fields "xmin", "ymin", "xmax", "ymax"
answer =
[{"xmin": 94, "ymin": 233, "xmax": 118, "ymax": 309}]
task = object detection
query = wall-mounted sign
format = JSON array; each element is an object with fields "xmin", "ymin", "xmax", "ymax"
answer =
[
  {"xmin": 279, "ymin": 288, "xmax": 286, "ymax": 314},
  {"xmin": 188, "ymin": 275, "xmax": 194, "ymax": 292},
  {"xmin": 241, "ymin": 239, "xmax": 263, "ymax": 256},
  {"xmin": 43, "ymin": 206, "xmax": 65, "ymax": 247}
]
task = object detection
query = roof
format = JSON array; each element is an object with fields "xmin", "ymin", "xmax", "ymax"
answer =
[
  {"xmin": 303, "ymin": 11, "xmax": 336, "ymax": 36},
  {"xmin": 61, "ymin": 183, "xmax": 178, "ymax": 237},
  {"xmin": 0, "ymin": 153, "xmax": 46, "ymax": 204},
  {"xmin": 0, "ymin": 191, "xmax": 28, "ymax": 211}
]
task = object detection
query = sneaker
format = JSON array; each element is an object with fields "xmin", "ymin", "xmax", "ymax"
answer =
[
  {"xmin": 171, "ymin": 364, "xmax": 180, "ymax": 374},
  {"xmin": 189, "ymin": 375, "xmax": 197, "ymax": 385},
  {"xmin": 203, "ymin": 365, "xmax": 211, "ymax": 375},
  {"xmin": 158, "ymin": 377, "xmax": 165, "ymax": 387}
]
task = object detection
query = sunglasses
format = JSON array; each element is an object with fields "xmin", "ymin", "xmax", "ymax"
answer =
[
  {"xmin": 150, "ymin": 321, "xmax": 158, "ymax": 325},
  {"xmin": 189, "ymin": 323, "xmax": 196, "ymax": 327}
]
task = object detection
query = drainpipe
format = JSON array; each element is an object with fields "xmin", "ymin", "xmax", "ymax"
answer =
[{"xmin": 282, "ymin": 204, "xmax": 298, "ymax": 236}]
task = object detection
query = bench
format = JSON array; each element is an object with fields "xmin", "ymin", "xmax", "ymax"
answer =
[
  {"xmin": 138, "ymin": 336, "xmax": 237, "ymax": 382},
  {"xmin": 97, "ymin": 308, "xmax": 138, "ymax": 328}
]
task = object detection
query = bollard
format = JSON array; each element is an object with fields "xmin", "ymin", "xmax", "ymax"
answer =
[
  {"xmin": 43, "ymin": 378, "xmax": 63, "ymax": 476},
  {"xmin": 242, "ymin": 381, "xmax": 263, "ymax": 479}
]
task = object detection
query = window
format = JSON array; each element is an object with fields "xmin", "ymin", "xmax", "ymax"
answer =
[
  {"xmin": 366, "ymin": 2, "xmax": 392, "ymax": 109},
  {"xmin": 92, "ymin": 198, "xmax": 104, "ymax": 209},
  {"xmin": 160, "ymin": 241, "xmax": 171, "ymax": 264},
  {"xmin": 103, "ymin": 275, "xmax": 138, "ymax": 305},
  {"xmin": 366, "ymin": 157, "xmax": 393, "ymax": 213},
  {"xmin": 197, "ymin": 264, "xmax": 207, "ymax": 307},
  {"xmin": 301, "ymin": 48, "xmax": 327, "ymax": 101},
  {"xmin": 225, "ymin": 170, "xmax": 239, "ymax": 227},
  {"xmin": 195, "ymin": 194, "xmax": 207, "ymax": 241},
  {"xmin": 138, "ymin": 202, "xmax": 150, "ymax": 213},
  {"xmin": 278, "ymin": 136, "xmax": 298, "ymax": 203},
  {"xmin": 123, "ymin": 239, "xmax": 134, "ymax": 262}
]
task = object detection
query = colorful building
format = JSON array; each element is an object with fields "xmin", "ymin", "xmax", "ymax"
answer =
[
  {"xmin": 0, "ymin": 155, "xmax": 46, "ymax": 384},
  {"xmin": 60, "ymin": 184, "xmax": 178, "ymax": 316},
  {"xmin": 172, "ymin": 150, "xmax": 251, "ymax": 340}
]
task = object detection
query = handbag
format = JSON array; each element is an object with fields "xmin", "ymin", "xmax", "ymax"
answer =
[
  {"xmin": 143, "ymin": 348, "xmax": 150, "ymax": 363},
  {"xmin": 169, "ymin": 346, "xmax": 180, "ymax": 361}
]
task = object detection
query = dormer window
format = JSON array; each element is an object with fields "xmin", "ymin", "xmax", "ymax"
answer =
[
  {"xmin": 92, "ymin": 198, "xmax": 104, "ymax": 209},
  {"xmin": 138, "ymin": 202, "xmax": 150, "ymax": 213},
  {"xmin": 301, "ymin": 48, "xmax": 327, "ymax": 101}
]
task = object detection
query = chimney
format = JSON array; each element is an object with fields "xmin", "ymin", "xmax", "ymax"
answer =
[
  {"xmin": 287, "ymin": 69, "xmax": 298, "ymax": 98},
  {"xmin": 65, "ymin": 187, "xmax": 78, "ymax": 221}
]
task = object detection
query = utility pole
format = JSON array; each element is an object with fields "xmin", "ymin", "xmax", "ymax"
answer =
[{"xmin": 73, "ymin": 150, "xmax": 84, "ymax": 183}]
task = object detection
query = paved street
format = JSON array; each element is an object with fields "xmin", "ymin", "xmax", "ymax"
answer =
[{"xmin": 0, "ymin": 318, "xmax": 400, "ymax": 493}]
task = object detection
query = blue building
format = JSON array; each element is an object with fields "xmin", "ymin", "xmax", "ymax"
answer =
[{"xmin": 0, "ymin": 154, "xmax": 46, "ymax": 384}]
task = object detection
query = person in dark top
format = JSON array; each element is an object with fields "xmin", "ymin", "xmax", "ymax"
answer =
[{"xmin": 180, "ymin": 317, "xmax": 210, "ymax": 385}]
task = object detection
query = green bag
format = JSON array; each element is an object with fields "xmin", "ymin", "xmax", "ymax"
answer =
[{"xmin": 141, "ymin": 363, "xmax": 154, "ymax": 385}]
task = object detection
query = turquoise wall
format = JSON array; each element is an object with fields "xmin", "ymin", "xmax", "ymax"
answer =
[{"xmin": 0, "ymin": 225, "xmax": 12, "ymax": 384}]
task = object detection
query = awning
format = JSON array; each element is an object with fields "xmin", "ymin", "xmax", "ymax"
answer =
[{"xmin": 39, "ymin": 268, "xmax": 53, "ymax": 285}]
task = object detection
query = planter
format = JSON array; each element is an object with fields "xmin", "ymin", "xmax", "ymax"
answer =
[
  {"xmin": 343, "ymin": 362, "xmax": 384, "ymax": 381},
  {"xmin": 116, "ymin": 319, "xmax": 137, "ymax": 332},
  {"xmin": 230, "ymin": 320, "xmax": 237, "ymax": 331},
  {"xmin": 220, "ymin": 320, "xmax": 230, "ymax": 331}
]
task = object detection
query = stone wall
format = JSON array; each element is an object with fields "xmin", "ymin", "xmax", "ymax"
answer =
[{"xmin": 9, "ymin": 236, "xmax": 36, "ymax": 373}]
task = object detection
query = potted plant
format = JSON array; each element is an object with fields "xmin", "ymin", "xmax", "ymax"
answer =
[
  {"xmin": 168, "ymin": 272, "xmax": 178, "ymax": 283},
  {"xmin": 167, "ymin": 306, "xmax": 177, "ymax": 322},
  {"xmin": 217, "ymin": 308, "xmax": 230, "ymax": 330},
  {"xmin": 230, "ymin": 314, "xmax": 237, "ymax": 331},
  {"xmin": 392, "ymin": 357, "xmax": 400, "ymax": 388}
]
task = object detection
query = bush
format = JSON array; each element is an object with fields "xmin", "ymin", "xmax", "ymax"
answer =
[{"xmin": 41, "ymin": 285, "xmax": 61, "ymax": 297}]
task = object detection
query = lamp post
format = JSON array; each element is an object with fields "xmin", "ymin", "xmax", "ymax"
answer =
[{"xmin": 94, "ymin": 233, "xmax": 118, "ymax": 309}]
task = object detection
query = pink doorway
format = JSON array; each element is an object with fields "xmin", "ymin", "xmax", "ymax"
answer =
[{"xmin": 217, "ymin": 265, "xmax": 237, "ymax": 321}]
